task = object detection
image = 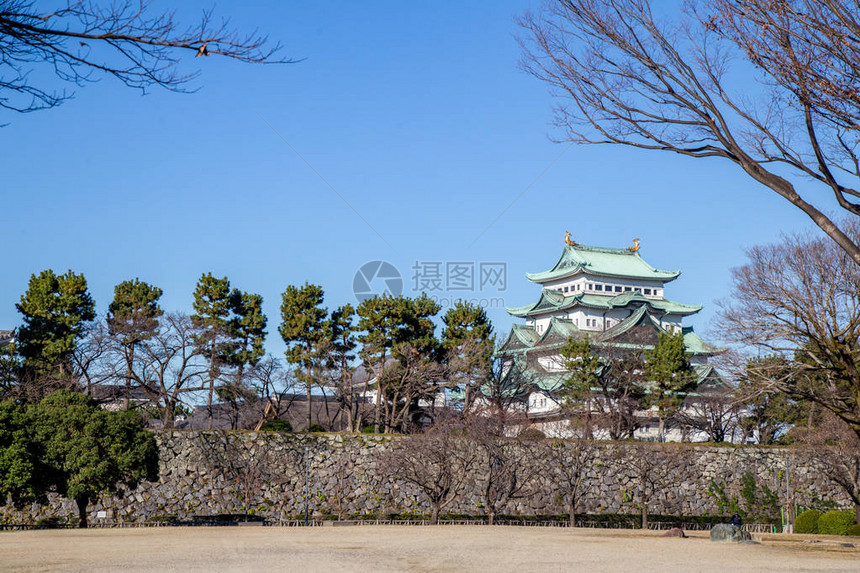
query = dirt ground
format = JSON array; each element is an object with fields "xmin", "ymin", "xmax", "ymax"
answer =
[{"xmin": 0, "ymin": 525, "xmax": 858, "ymax": 572}]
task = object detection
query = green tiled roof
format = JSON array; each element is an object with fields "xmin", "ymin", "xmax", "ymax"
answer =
[
  {"xmin": 682, "ymin": 327, "xmax": 726, "ymax": 355},
  {"xmin": 498, "ymin": 308, "xmax": 721, "ymax": 358},
  {"xmin": 526, "ymin": 243, "xmax": 681, "ymax": 283},
  {"xmin": 506, "ymin": 288, "xmax": 702, "ymax": 318}
]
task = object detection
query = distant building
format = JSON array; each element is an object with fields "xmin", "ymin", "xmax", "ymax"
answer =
[
  {"xmin": 0, "ymin": 329, "xmax": 15, "ymax": 350},
  {"xmin": 497, "ymin": 235, "xmax": 732, "ymax": 441}
]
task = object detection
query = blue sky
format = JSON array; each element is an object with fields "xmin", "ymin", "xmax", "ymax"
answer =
[{"xmin": 0, "ymin": 1, "xmax": 821, "ymax": 356}]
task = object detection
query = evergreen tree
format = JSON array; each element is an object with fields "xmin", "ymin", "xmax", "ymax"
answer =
[
  {"xmin": 30, "ymin": 390, "xmax": 158, "ymax": 528},
  {"xmin": 357, "ymin": 294, "xmax": 441, "ymax": 432},
  {"xmin": 191, "ymin": 273, "xmax": 233, "ymax": 427},
  {"xmin": 323, "ymin": 304, "xmax": 358, "ymax": 430},
  {"xmin": 107, "ymin": 278, "xmax": 163, "ymax": 408},
  {"xmin": 223, "ymin": 290, "xmax": 267, "ymax": 377},
  {"xmin": 644, "ymin": 331, "xmax": 696, "ymax": 441},
  {"xmin": 279, "ymin": 283, "xmax": 327, "ymax": 430},
  {"xmin": 560, "ymin": 335, "xmax": 601, "ymax": 439},
  {"xmin": 15, "ymin": 269, "xmax": 95, "ymax": 396},
  {"xmin": 442, "ymin": 301, "xmax": 494, "ymax": 413},
  {"xmin": 0, "ymin": 400, "xmax": 43, "ymax": 507},
  {"xmin": 220, "ymin": 290, "xmax": 267, "ymax": 429}
]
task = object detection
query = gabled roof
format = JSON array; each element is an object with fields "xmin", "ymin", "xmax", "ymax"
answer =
[
  {"xmin": 593, "ymin": 305, "xmax": 661, "ymax": 343},
  {"xmin": 498, "ymin": 324, "xmax": 542, "ymax": 353},
  {"xmin": 498, "ymin": 308, "xmax": 720, "ymax": 358},
  {"xmin": 506, "ymin": 288, "xmax": 702, "ymax": 318},
  {"xmin": 535, "ymin": 317, "xmax": 581, "ymax": 346},
  {"xmin": 526, "ymin": 243, "xmax": 681, "ymax": 284}
]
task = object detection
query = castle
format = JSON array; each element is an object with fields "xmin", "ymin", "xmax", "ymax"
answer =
[{"xmin": 497, "ymin": 236, "xmax": 729, "ymax": 441}]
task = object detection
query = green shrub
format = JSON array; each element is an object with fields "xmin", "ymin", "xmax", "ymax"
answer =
[
  {"xmin": 795, "ymin": 510, "xmax": 822, "ymax": 534},
  {"xmin": 259, "ymin": 419, "xmax": 292, "ymax": 433},
  {"xmin": 847, "ymin": 524, "xmax": 860, "ymax": 537},
  {"xmin": 817, "ymin": 510, "xmax": 854, "ymax": 535},
  {"xmin": 307, "ymin": 424, "xmax": 325, "ymax": 433}
]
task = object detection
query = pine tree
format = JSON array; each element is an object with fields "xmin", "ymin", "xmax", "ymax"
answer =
[
  {"xmin": 323, "ymin": 304, "xmax": 358, "ymax": 430},
  {"xmin": 357, "ymin": 294, "xmax": 441, "ymax": 432},
  {"xmin": 220, "ymin": 290, "xmax": 267, "ymax": 428},
  {"xmin": 442, "ymin": 301, "xmax": 494, "ymax": 413},
  {"xmin": 644, "ymin": 331, "xmax": 696, "ymax": 442},
  {"xmin": 15, "ymin": 269, "xmax": 95, "ymax": 396},
  {"xmin": 107, "ymin": 278, "xmax": 163, "ymax": 408},
  {"xmin": 279, "ymin": 283, "xmax": 327, "ymax": 431},
  {"xmin": 560, "ymin": 335, "xmax": 601, "ymax": 439},
  {"xmin": 191, "ymin": 273, "xmax": 233, "ymax": 427}
]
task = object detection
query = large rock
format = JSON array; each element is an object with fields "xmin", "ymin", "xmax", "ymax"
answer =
[{"xmin": 709, "ymin": 524, "xmax": 751, "ymax": 543}]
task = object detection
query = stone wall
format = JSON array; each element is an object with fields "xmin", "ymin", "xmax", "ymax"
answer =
[{"xmin": 0, "ymin": 431, "xmax": 851, "ymax": 525}]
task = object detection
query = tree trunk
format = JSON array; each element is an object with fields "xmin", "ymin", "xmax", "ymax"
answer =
[
  {"xmin": 658, "ymin": 417, "xmax": 665, "ymax": 443},
  {"xmin": 640, "ymin": 503, "xmax": 648, "ymax": 530},
  {"xmin": 585, "ymin": 395, "xmax": 593, "ymax": 440},
  {"xmin": 76, "ymin": 495, "xmax": 89, "ymax": 529},
  {"xmin": 430, "ymin": 504, "xmax": 439, "ymax": 525},
  {"xmin": 569, "ymin": 499, "xmax": 577, "ymax": 528},
  {"xmin": 306, "ymin": 368, "xmax": 313, "ymax": 431},
  {"xmin": 488, "ymin": 508, "xmax": 495, "ymax": 526},
  {"xmin": 855, "ymin": 503, "xmax": 860, "ymax": 526}
]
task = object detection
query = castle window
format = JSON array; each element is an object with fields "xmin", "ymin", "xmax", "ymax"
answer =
[
  {"xmin": 564, "ymin": 286, "xmax": 569, "ymax": 292},
  {"xmin": 624, "ymin": 287, "xmax": 632, "ymax": 292},
  {"xmin": 614, "ymin": 286, "xmax": 622, "ymax": 292},
  {"xmin": 595, "ymin": 284, "xmax": 603, "ymax": 291},
  {"xmin": 644, "ymin": 288, "xmax": 652, "ymax": 295}
]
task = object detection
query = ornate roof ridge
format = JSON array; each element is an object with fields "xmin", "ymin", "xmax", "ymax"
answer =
[{"xmin": 526, "ymin": 242, "xmax": 681, "ymax": 284}]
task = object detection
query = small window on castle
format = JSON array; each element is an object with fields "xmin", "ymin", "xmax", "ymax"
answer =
[
  {"xmin": 624, "ymin": 287, "xmax": 632, "ymax": 292},
  {"xmin": 595, "ymin": 284, "xmax": 603, "ymax": 291},
  {"xmin": 564, "ymin": 286, "xmax": 569, "ymax": 293},
  {"xmin": 644, "ymin": 288, "xmax": 652, "ymax": 295}
]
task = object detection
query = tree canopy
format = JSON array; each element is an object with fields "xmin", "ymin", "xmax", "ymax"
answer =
[
  {"xmin": 0, "ymin": 0, "xmax": 292, "ymax": 115},
  {"xmin": 520, "ymin": 0, "xmax": 860, "ymax": 262},
  {"xmin": 30, "ymin": 389, "xmax": 158, "ymax": 527}
]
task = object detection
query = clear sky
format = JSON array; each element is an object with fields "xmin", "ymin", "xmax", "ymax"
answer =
[{"xmin": 0, "ymin": 1, "xmax": 823, "ymax": 356}]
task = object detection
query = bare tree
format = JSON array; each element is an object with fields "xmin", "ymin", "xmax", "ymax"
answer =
[
  {"xmin": 619, "ymin": 443, "xmax": 694, "ymax": 529},
  {"xmin": 714, "ymin": 222, "xmax": 860, "ymax": 438},
  {"xmin": 520, "ymin": 0, "xmax": 860, "ymax": 262},
  {"xmin": 120, "ymin": 312, "xmax": 209, "ymax": 428},
  {"xmin": 544, "ymin": 437, "xmax": 599, "ymax": 526},
  {"xmin": 676, "ymin": 386, "xmax": 741, "ymax": 443},
  {"xmin": 0, "ymin": 0, "xmax": 292, "ymax": 114},
  {"xmin": 465, "ymin": 417, "xmax": 544, "ymax": 525},
  {"xmin": 376, "ymin": 421, "xmax": 479, "ymax": 524},
  {"xmin": 795, "ymin": 413, "xmax": 860, "ymax": 524},
  {"xmin": 378, "ymin": 342, "xmax": 446, "ymax": 433},
  {"xmin": 477, "ymin": 355, "xmax": 532, "ymax": 427},
  {"xmin": 248, "ymin": 356, "xmax": 300, "ymax": 430},
  {"xmin": 69, "ymin": 320, "xmax": 112, "ymax": 395}
]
